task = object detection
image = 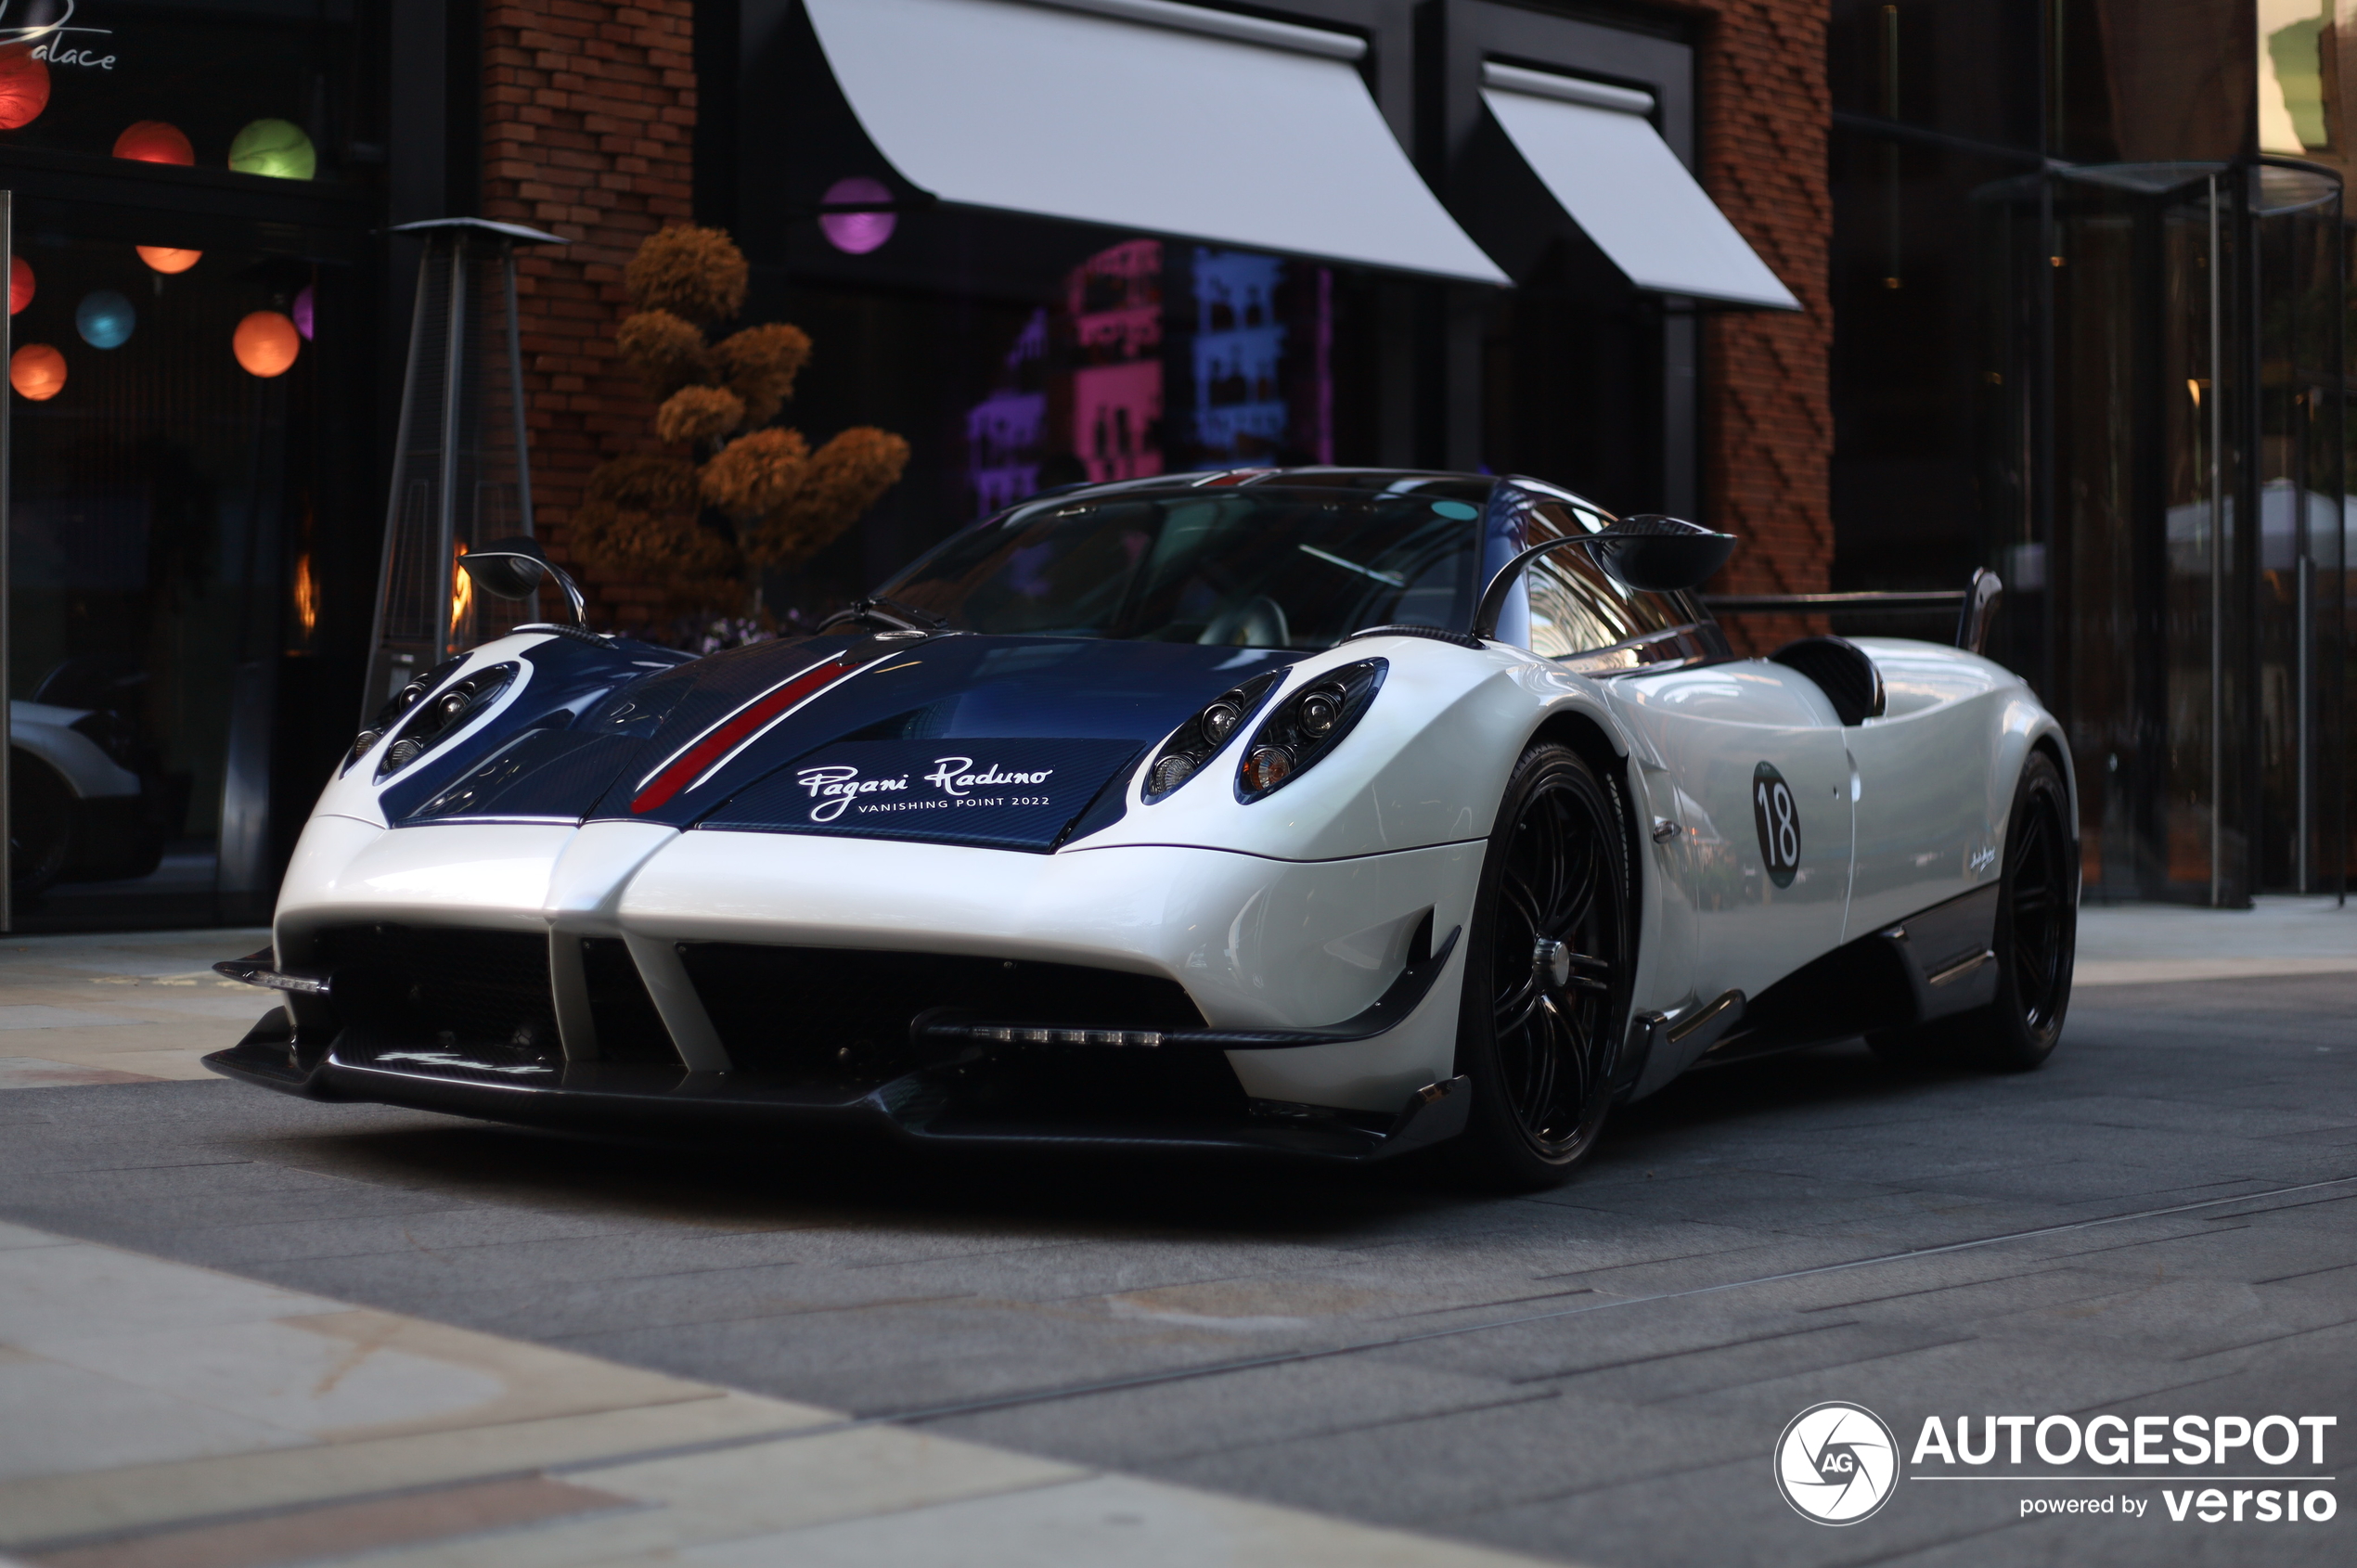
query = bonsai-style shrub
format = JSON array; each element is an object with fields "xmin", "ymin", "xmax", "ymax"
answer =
[{"xmin": 569, "ymin": 225, "xmax": 908, "ymax": 623}]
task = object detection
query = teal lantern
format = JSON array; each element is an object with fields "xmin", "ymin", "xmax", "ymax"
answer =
[
  {"xmin": 75, "ymin": 289, "xmax": 135, "ymax": 350},
  {"xmin": 228, "ymin": 118, "xmax": 316, "ymax": 181}
]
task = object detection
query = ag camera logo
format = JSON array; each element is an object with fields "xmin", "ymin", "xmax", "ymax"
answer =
[{"xmin": 1775, "ymin": 1402, "xmax": 1900, "ymax": 1524}]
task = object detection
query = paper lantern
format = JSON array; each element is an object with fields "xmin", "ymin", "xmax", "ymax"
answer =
[
  {"xmin": 7, "ymin": 254, "xmax": 30, "ymax": 315},
  {"xmin": 76, "ymin": 290, "xmax": 135, "ymax": 350},
  {"xmin": 233, "ymin": 311, "xmax": 301, "ymax": 377},
  {"xmin": 114, "ymin": 121, "xmax": 195, "ymax": 165},
  {"xmin": 227, "ymin": 119, "xmax": 316, "ymax": 181},
  {"xmin": 819, "ymin": 177, "xmax": 896, "ymax": 255},
  {"xmin": 136, "ymin": 245, "xmax": 201, "ymax": 275},
  {"xmin": 10, "ymin": 343, "xmax": 66, "ymax": 401},
  {"xmin": 292, "ymin": 284, "xmax": 315, "ymax": 341},
  {"xmin": 0, "ymin": 44, "xmax": 49, "ymax": 131}
]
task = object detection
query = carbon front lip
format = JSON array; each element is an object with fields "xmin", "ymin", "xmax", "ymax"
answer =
[{"xmin": 202, "ymin": 1022, "xmax": 1469, "ymax": 1163}]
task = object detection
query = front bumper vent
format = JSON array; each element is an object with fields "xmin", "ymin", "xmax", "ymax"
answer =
[
  {"xmin": 578, "ymin": 937, "xmax": 677, "ymax": 1064},
  {"xmin": 674, "ymin": 947, "xmax": 1206, "ymax": 1094},
  {"xmin": 313, "ymin": 924, "xmax": 561, "ymax": 1057},
  {"xmin": 304, "ymin": 925, "xmax": 682, "ymax": 1071}
]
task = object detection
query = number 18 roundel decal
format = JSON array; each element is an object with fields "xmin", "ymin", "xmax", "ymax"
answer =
[{"xmin": 1752, "ymin": 760, "xmax": 1800, "ymax": 888}]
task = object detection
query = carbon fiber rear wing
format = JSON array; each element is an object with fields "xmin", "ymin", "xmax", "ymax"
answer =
[{"xmin": 1704, "ymin": 568, "xmax": 2003, "ymax": 654}]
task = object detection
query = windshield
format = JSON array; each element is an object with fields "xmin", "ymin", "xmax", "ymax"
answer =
[{"xmin": 875, "ymin": 481, "xmax": 1491, "ymax": 649}]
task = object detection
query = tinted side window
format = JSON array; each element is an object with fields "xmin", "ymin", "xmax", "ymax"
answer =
[{"xmin": 1519, "ymin": 503, "xmax": 1697, "ymax": 658}]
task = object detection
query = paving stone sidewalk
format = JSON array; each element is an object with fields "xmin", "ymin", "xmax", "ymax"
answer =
[
  {"xmin": 0, "ymin": 929, "xmax": 270, "ymax": 1089},
  {"xmin": 2074, "ymin": 894, "xmax": 2356, "ymax": 985},
  {"xmin": 0, "ymin": 1220, "xmax": 1553, "ymax": 1568}
]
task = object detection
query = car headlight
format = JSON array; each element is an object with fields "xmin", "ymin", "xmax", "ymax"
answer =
[
  {"xmin": 1236, "ymin": 658, "xmax": 1385, "ymax": 801},
  {"xmin": 367, "ymin": 662, "xmax": 519, "ymax": 780},
  {"xmin": 1143, "ymin": 670, "xmax": 1286, "ymax": 801},
  {"xmin": 345, "ymin": 656, "xmax": 470, "ymax": 773}
]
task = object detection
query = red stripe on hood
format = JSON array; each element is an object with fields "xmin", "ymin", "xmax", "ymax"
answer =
[{"xmin": 629, "ymin": 658, "xmax": 857, "ymax": 815}]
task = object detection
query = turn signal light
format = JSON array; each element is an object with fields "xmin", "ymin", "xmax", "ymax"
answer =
[{"xmin": 1241, "ymin": 747, "xmax": 1293, "ymax": 791}]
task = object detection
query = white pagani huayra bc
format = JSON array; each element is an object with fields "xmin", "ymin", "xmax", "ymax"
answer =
[{"xmin": 213, "ymin": 469, "xmax": 2078, "ymax": 1188}]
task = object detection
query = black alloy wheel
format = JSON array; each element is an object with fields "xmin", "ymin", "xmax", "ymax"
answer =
[
  {"xmin": 1451, "ymin": 740, "xmax": 1632, "ymax": 1188},
  {"xmin": 8, "ymin": 751, "xmax": 75, "ymax": 899}
]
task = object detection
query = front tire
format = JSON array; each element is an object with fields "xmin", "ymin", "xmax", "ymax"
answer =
[{"xmin": 1450, "ymin": 741, "xmax": 1633, "ymax": 1189}]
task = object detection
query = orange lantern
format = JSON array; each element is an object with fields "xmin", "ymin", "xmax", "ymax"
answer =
[
  {"xmin": 0, "ymin": 44, "xmax": 49, "ymax": 132},
  {"xmin": 10, "ymin": 343, "xmax": 66, "ymax": 401},
  {"xmin": 7, "ymin": 254, "xmax": 30, "ymax": 315},
  {"xmin": 113, "ymin": 121, "xmax": 194, "ymax": 165},
  {"xmin": 233, "ymin": 311, "xmax": 301, "ymax": 377},
  {"xmin": 135, "ymin": 245, "xmax": 201, "ymax": 275}
]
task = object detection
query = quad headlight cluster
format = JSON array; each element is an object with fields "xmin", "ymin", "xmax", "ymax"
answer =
[
  {"xmin": 1143, "ymin": 658, "xmax": 1387, "ymax": 806},
  {"xmin": 345, "ymin": 659, "xmax": 519, "ymax": 780},
  {"xmin": 1233, "ymin": 658, "xmax": 1385, "ymax": 801},
  {"xmin": 1143, "ymin": 669, "xmax": 1283, "ymax": 801}
]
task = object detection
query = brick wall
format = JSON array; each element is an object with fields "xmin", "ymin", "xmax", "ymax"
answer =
[
  {"xmin": 482, "ymin": 1, "xmax": 696, "ymax": 631},
  {"xmin": 1673, "ymin": 0, "xmax": 1833, "ymax": 649}
]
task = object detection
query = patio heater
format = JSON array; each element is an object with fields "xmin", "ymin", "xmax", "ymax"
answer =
[{"xmin": 363, "ymin": 218, "xmax": 564, "ymax": 715}]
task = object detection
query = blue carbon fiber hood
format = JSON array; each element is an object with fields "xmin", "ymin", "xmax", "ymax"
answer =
[{"xmin": 384, "ymin": 631, "xmax": 1290, "ymax": 852}]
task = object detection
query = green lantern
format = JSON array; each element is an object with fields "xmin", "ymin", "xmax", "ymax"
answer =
[{"xmin": 228, "ymin": 118, "xmax": 316, "ymax": 181}]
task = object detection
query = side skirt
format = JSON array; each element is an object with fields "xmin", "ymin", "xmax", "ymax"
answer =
[{"xmin": 1686, "ymin": 885, "xmax": 2000, "ymax": 1068}]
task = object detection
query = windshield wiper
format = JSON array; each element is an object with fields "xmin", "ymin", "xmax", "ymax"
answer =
[
  {"xmin": 1297, "ymin": 543, "xmax": 1407, "ymax": 587},
  {"xmin": 818, "ymin": 597, "xmax": 948, "ymax": 634}
]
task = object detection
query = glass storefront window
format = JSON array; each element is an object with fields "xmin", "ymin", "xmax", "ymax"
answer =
[
  {"xmin": 0, "ymin": 1, "xmax": 363, "ymax": 184},
  {"xmin": 8, "ymin": 224, "xmax": 364, "ymax": 924},
  {"xmin": 0, "ymin": 1, "xmax": 373, "ymax": 926}
]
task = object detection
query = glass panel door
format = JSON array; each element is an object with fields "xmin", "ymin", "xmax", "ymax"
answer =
[{"xmin": 2250, "ymin": 165, "xmax": 2346, "ymax": 893}]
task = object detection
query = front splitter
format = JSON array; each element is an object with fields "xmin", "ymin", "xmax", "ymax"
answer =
[{"xmin": 203, "ymin": 1015, "xmax": 1469, "ymax": 1164}]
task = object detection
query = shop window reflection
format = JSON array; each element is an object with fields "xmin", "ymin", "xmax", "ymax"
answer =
[
  {"xmin": 8, "ymin": 233, "xmax": 338, "ymax": 920},
  {"xmin": 960, "ymin": 238, "xmax": 1341, "ymax": 519}
]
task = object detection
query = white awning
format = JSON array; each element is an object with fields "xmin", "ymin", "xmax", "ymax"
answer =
[
  {"xmin": 1480, "ymin": 62, "xmax": 1800, "ymax": 310},
  {"xmin": 804, "ymin": 0, "xmax": 1507, "ymax": 284}
]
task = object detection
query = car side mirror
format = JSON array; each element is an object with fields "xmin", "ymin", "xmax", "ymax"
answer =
[
  {"xmin": 459, "ymin": 537, "xmax": 548, "ymax": 599},
  {"xmin": 1471, "ymin": 515, "xmax": 1736, "ymax": 641},
  {"xmin": 1585, "ymin": 515, "xmax": 1735, "ymax": 593},
  {"xmin": 458, "ymin": 535, "xmax": 588, "ymax": 626}
]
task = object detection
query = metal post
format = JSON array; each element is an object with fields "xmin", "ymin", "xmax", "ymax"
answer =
[
  {"xmin": 502, "ymin": 246, "xmax": 537, "ymax": 622},
  {"xmin": 0, "ymin": 191, "xmax": 13, "ymax": 933},
  {"xmin": 364, "ymin": 237, "xmax": 434, "ymax": 720},
  {"xmin": 2209, "ymin": 174, "xmax": 2223, "ymax": 907},
  {"xmin": 433, "ymin": 237, "xmax": 468, "ymax": 661},
  {"xmin": 2328, "ymin": 212, "xmax": 2347, "ymax": 909},
  {"xmin": 2299, "ymin": 553, "xmax": 2313, "ymax": 892}
]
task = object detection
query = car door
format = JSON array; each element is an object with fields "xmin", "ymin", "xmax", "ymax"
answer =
[
  {"xmin": 1499, "ymin": 496, "xmax": 1855, "ymax": 1011},
  {"xmin": 1605, "ymin": 661, "xmax": 1854, "ymax": 1008}
]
